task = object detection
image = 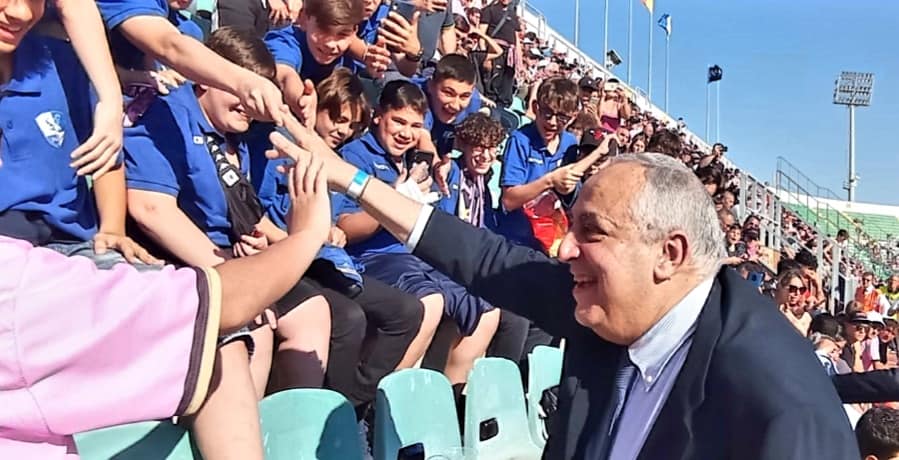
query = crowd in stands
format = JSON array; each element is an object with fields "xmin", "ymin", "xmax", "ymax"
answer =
[{"xmin": 4, "ymin": 0, "xmax": 899, "ymax": 456}]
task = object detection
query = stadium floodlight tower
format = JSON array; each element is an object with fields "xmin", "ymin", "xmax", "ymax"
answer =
[{"xmin": 833, "ymin": 71, "xmax": 874, "ymax": 202}]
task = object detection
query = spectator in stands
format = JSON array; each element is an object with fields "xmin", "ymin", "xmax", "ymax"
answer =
[
  {"xmin": 717, "ymin": 208, "xmax": 736, "ymax": 232},
  {"xmin": 842, "ymin": 310, "xmax": 870, "ymax": 372},
  {"xmin": 597, "ymin": 78, "xmax": 631, "ymax": 133},
  {"xmin": 577, "ymin": 76, "xmax": 601, "ymax": 114},
  {"xmin": 0, "ymin": 145, "xmax": 332, "ymax": 458},
  {"xmin": 264, "ymin": 0, "xmax": 367, "ymax": 122},
  {"xmin": 335, "ymin": 81, "xmax": 493, "ymax": 371},
  {"xmin": 856, "ymin": 407, "xmax": 899, "ymax": 460},
  {"xmin": 0, "ymin": 7, "xmax": 157, "ymax": 269},
  {"xmin": 123, "ymin": 29, "xmax": 333, "ymax": 408},
  {"xmin": 795, "ymin": 249, "xmax": 827, "ymax": 313},
  {"xmin": 629, "ymin": 133, "xmax": 647, "ymax": 153},
  {"xmin": 379, "ymin": 0, "xmax": 456, "ymax": 79},
  {"xmin": 877, "ymin": 318, "xmax": 897, "ymax": 369},
  {"xmin": 725, "ymin": 224, "xmax": 747, "ymax": 258},
  {"xmin": 96, "ymin": 0, "xmax": 289, "ymax": 125},
  {"xmin": 777, "ymin": 269, "xmax": 811, "ymax": 335},
  {"xmin": 311, "ymin": 68, "xmax": 371, "ymax": 148},
  {"xmin": 696, "ymin": 166, "xmax": 723, "ymax": 196},
  {"xmin": 466, "ymin": 6, "xmax": 481, "ymax": 27},
  {"xmin": 417, "ymin": 54, "xmax": 482, "ymax": 156},
  {"xmin": 881, "ymin": 274, "xmax": 899, "ymax": 317},
  {"xmin": 614, "ymin": 126, "xmax": 630, "ymax": 150},
  {"xmin": 479, "ymin": 0, "xmax": 519, "ymax": 107},
  {"xmin": 498, "ymin": 77, "xmax": 579, "ymax": 253},
  {"xmin": 699, "ymin": 142, "xmax": 726, "ymax": 168},
  {"xmin": 568, "ymin": 113, "xmax": 599, "ymax": 142},
  {"xmin": 857, "ymin": 271, "xmax": 891, "ymax": 313},
  {"xmin": 645, "ymin": 129, "xmax": 681, "ymax": 156}
]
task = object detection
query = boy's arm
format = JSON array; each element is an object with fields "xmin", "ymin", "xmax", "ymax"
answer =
[
  {"xmin": 127, "ymin": 189, "xmax": 228, "ymax": 268},
  {"xmin": 92, "ymin": 166, "xmax": 161, "ymax": 264},
  {"xmin": 55, "ymin": 0, "xmax": 124, "ymax": 180},
  {"xmin": 116, "ymin": 15, "xmax": 287, "ymax": 125},
  {"xmin": 337, "ymin": 211, "xmax": 382, "ymax": 244},
  {"xmin": 274, "ymin": 64, "xmax": 316, "ymax": 127},
  {"xmin": 498, "ymin": 136, "xmax": 575, "ymax": 211}
]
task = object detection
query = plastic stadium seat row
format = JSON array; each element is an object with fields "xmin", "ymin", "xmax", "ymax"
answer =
[{"xmin": 74, "ymin": 346, "xmax": 564, "ymax": 460}]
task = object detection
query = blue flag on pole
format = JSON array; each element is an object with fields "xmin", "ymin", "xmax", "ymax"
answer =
[{"xmin": 658, "ymin": 13, "xmax": 671, "ymax": 37}]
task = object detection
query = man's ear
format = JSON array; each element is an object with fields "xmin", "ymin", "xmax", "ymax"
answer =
[{"xmin": 655, "ymin": 231, "xmax": 689, "ymax": 281}]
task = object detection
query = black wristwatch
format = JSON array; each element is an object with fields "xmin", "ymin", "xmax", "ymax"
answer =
[{"xmin": 406, "ymin": 47, "xmax": 424, "ymax": 62}]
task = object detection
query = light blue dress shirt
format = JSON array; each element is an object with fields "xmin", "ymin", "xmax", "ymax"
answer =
[{"xmin": 607, "ymin": 277, "xmax": 715, "ymax": 460}]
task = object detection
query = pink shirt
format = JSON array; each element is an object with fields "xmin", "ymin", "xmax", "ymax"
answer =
[{"xmin": 0, "ymin": 236, "xmax": 222, "ymax": 458}]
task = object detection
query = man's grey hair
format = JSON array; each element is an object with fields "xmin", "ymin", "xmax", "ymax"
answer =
[{"xmin": 608, "ymin": 152, "xmax": 726, "ymax": 276}]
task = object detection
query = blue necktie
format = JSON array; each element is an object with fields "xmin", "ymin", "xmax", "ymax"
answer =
[{"xmin": 608, "ymin": 357, "xmax": 637, "ymax": 438}]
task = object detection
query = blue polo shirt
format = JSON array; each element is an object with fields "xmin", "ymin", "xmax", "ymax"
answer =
[
  {"xmin": 0, "ymin": 33, "xmax": 99, "ymax": 243},
  {"xmin": 336, "ymin": 131, "xmax": 453, "ymax": 258},
  {"xmin": 123, "ymin": 85, "xmax": 250, "ymax": 248},
  {"xmin": 497, "ymin": 122, "xmax": 578, "ymax": 247},
  {"xmin": 264, "ymin": 26, "xmax": 346, "ymax": 84},
  {"xmin": 416, "ymin": 77, "xmax": 482, "ymax": 156},
  {"xmin": 97, "ymin": 0, "xmax": 201, "ymax": 70}
]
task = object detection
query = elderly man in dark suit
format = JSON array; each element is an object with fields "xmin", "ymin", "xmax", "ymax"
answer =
[{"xmin": 271, "ymin": 125, "xmax": 859, "ymax": 459}]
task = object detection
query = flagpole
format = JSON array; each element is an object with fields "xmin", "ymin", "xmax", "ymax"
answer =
[
  {"xmin": 647, "ymin": 8, "xmax": 653, "ymax": 100},
  {"xmin": 627, "ymin": 0, "xmax": 633, "ymax": 83},
  {"xmin": 574, "ymin": 0, "xmax": 579, "ymax": 47},
  {"xmin": 705, "ymin": 80, "xmax": 710, "ymax": 140},
  {"xmin": 716, "ymin": 81, "xmax": 721, "ymax": 142},
  {"xmin": 603, "ymin": 0, "xmax": 609, "ymax": 67},
  {"xmin": 664, "ymin": 34, "xmax": 670, "ymax": 112}
]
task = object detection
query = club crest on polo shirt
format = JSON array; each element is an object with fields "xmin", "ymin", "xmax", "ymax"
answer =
[{"xmin": 34, "ymin": 111, "xmax": 66, "ymax": 148}]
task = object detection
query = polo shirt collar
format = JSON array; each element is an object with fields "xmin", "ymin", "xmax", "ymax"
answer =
[
  {"xmin": 359, "ymin": 130, "xmax": 390, "ymax": 158},
  {"xmin": 4, "ymin": 33, "xmax": 49, "ymax": 95},
  {"xmin": 627, "ymin": 277, "xmax": 714, "ymax": 389}
]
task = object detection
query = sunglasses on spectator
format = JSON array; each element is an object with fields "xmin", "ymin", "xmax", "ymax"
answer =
[
  {"xmin": 537, "ymin": 105, "xmax": 573, "ymax": 125},
  {"xmin": 786, "ymin": 285, "xmax": 806, "ymax": 294}
]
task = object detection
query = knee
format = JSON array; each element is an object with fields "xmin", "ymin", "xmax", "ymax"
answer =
[
  {"xmin": 330, "ymin": 297, "xmax": 367, "ymax": 342},
  {"xmin": 383, "ymin": 293, "xmax": 425, "ymax": 333}
]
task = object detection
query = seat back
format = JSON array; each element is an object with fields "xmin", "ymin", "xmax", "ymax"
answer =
[
  {"xmin": 374, "ymin": 369, "xmax": 462, "ymax": 460},
  {"xmin": 465, "ymin": 358, "xmax": 541, "ymax": 459},
  {"xmin": 527, "ymin": 345, "xmax": 563, "ymax": 448},
  {"xmin": 74, "ymin": 421, "xmax": 196, "ymax": 460},
  {"xmin": 259, "ymin": 388, "xmax": 363, "ymax": 460}
]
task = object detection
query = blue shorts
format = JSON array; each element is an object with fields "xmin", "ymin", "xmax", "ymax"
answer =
[{"xmin": 359, "ymin": 252, "xmax": 493, "ymax": 336}]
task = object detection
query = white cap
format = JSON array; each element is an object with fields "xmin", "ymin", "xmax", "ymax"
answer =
[{"xmin": 866, "ymin": 311, "xmax": 886, "ymax": 326}]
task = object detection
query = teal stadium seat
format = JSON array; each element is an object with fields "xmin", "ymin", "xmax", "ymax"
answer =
[
  {"xmin": 526, "ymin": 345, "xmax": 563, "ymax": 449},
  {"xmin": 374, "ymin": 369, "xmax": 463, "ymax": 460},
  {"xmin": 259, "ymin": 388, "xmax": 363, "ymax": 460},
  {"xmin": 464, "ymin": 358, "xmax": 542, "ymax": 460},
  {"xmin": 74, "ymin": 421, "xmax": 197, "ymax": 460}
]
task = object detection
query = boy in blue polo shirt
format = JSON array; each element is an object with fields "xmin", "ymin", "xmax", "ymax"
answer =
[
  {"xmin": 417, "ymin": 53, "xmax": 482, "ymax": 156},
  {"xmin": 265, "ymin": 0, "xmax": 387, "ymax": 118},
  {"xmin": 498, "ymin": 76, "xmax": 581, "ymax": 252},
  {"xmin": 123, "ymin": 27, "xmax": 329, "ymax": 460},
  {"xmin": 336, "ymin": 80, "xmax": 495, "ymax": 371},
  {"xmin": 0, "ymin": 3, "xmax": 157, "ymax": 268}
]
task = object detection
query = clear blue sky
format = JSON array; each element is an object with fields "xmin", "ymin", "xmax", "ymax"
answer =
[{"xmin": 524, "ymin": 0, "xmax": 898, "ymax": 205}]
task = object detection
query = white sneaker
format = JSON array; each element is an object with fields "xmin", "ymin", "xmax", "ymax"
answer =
[{"xmin": 358, "ymin": 419, "xmax": 374, "ymax": 460}]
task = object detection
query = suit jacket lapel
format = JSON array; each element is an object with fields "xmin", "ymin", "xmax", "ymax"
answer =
[{"xmin": 637, "ymin": 275, "xmax": 725, "ymax": 460}]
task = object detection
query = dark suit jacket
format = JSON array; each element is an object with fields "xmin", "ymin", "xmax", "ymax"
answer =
[{"xmin": 413, "ymin": 211, "xmax": 859, "ymax": 459}]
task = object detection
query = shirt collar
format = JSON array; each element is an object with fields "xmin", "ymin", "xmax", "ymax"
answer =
[
  {"xmin": 628, "ymin": 277, "xmax": 715, "ymax": 388},
  {"xmin": 4, "ymin": 33, "xmax": 49, "ymax": 95}
]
